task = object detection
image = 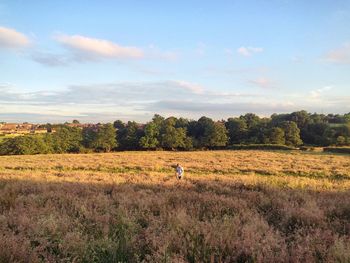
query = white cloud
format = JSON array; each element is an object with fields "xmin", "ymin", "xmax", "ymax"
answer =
[
  {"xmin": 310, "ymin": 86, "xmax": 333, "ymax": 99},
  {"xmin": 0, "ymin": 26, "xmax": 30, "ymax": 49},
  {"xmin": 249, "ymin": 77, "xmax": 274, "ymax": 89},
  {"xmin": 0, "ymin": 80, "xmax": 258, "ymax": 122},
  {"xmin": 324, "ymin": 43, "xmax": 350, "ymax": 64},
  {"xmin": 30, "ymin": 35, "xmax": 176, "ymax": 65},
  {"xmin": 237, "ymin": 46, "xmax": 263, "ymax": 57},
  {"xmin": 54, "ymin": 34, "xmax": 144, "ymax": 59},
  {"xmin": 174, "ymin": 80, "xmax": 204, "ymax": 94},
  {"xmin": 2, "ymin": 81, "xmax": 348, "ymax": 123}
]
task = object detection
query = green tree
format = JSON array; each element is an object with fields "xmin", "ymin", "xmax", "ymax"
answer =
[
  {"xmin": 204, "ymin": 122, "xmax": 228, "ymax": 147},
  {"xmin": 139, "ymin": 122, "xmax": 160, "ymax": 150},
  {"xmin": 282, "ymin": 121, "xmax": 302, "ymax": 146},
  {"xmin": 322, "ymin": 123, "xmax": 350, "ymax": 146},
  {"xmin": 240, "ymin": 113, "xmax": 260, "ymax": 129},
  {"xmin": 0, "ymin": 136, "xmax": 49, "ymax": 155},
  {"xmin": 51, "ymin": 126, "xmax": 83, "ymax": 153},
  {"xmin": 118, "ymin": 121, "xmax": 144, "ymax": 150},
  {"xmin": 303, "ymin": 122, "xmax": 329, "ymax": 145},
  {"xmin": 160, "ymin": 126, "xmax": 192, "ymax": 150},
  {"xmin": 139, "ymin": 114, "xmax": 166, "ymax": 150},
  {"xmin": 175, "ymin": 117, "xmax": 189, "ymax": 129},
  {"xmin": 271, "ymin": 113, "xmax": 290, "ymax": 127},
  {"xmin": 159, "ymin": 117, "xmax": 192, "ymax": 150},
  {"xmin": 113, "ymin": 120, "xmax": 125, "ymax": 130},
  {"xmin": 344, "ymin": 113, "xmax": 350, "ymax": 123},
  {"xmin": 83, "ymin": 124, "xmax": 117, "ymax": 152},
  {"xmin": 189, "ymin": 117, "xmax": 228, "ymax": 148},
  {"xmin": 152, "ymin": 114, "xmax": 165, "ymax": 127},
  {"xmin": 242, "ymin": 117, "xmax": 270, "ymax": 144},
  {"xmin": 266, "ymin": 127, "xmax": 285, "ymax": 145},
  {"xmin": 239, "ymin": 113, "xmax": 268, "ymax": 143},
  {"xmin": 225, "ymin": 118, "xmax": 248, "ymax": 144},
  {"xmin": 290, "ymin": 111, "xmax": 309, "ymax": 129},
  {"xmin": 336, "ymin": 136, "xmax": 346, "ymax": 146}
]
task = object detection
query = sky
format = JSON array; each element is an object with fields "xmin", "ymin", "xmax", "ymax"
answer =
[{"xmin": 0, "ymin": 0, "xmax": 350, "ymax": 123}]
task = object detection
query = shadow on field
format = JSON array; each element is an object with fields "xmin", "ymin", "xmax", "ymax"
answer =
[{"xmin": 0, "ymin": 177, "xmax": 350, "ymax": 263}]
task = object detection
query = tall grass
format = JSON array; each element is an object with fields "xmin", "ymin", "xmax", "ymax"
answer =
[{"xmin": 0, "ymin": 150, "xmax": 349, "ymax": 262}]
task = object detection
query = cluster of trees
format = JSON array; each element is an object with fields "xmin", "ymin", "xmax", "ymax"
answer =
[
  {"xmin": 0, "ymin": 111, "xmax": 350, "ymax": 155},
  {"xmin": 116, "ymin": 115, "xmax": 228, "ymax": 151},
  {"xmin": 0, "ymin": 124, "xmax": 116, "ymax": 155}
]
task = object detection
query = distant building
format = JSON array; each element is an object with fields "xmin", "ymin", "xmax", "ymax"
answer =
[{"xmin": 0, "ymin": 123, "xmax": 50, "ymax": 135}]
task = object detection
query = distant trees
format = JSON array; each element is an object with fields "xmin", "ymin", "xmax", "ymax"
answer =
[
  {"xmin": 117, "ymin": 121, "xmax": 144, "ymax": 150},
  {"xmin": 322, "ymin": 123, "xmax": 350, "ymax": 146},
  {"xmin": 139, "ymin": 122, "xmax": 159, "ymax": 150},
  {"xmin": 139, "ymin": 116, "xmax": 192, "ymax": 150},
  {"xmin": 1, "ymin": 111, "xmax": 350, "ymax": 155},
  {"xmin": 281, "ymin": 121, "xmax": 302, "ymax": 147},
  {"xmin": 139, "ymin": 115, "xmax": 162, "ymax": 150},
  {"xmin": 50, "ymin": 126, "xmax": 83, "ymax": 153},
  {"xmin": 225, "ymin": 118, "xmax": 248, "ymax": 144},
  {"xmin": 0, "ymin": 136, "xmax": 49, "ymax": 155},
  {"xmin": 265, "ymin": 127, "xmax": 285, "ymax": 145},
  {"xmin": 160, "ymin": 117, "xmax": 192, "ymax": 150},
  {"xmin": 83, "ymin": 123, "xmax": 117, "ymax": 152},
  {"xmin": 270, "ymin": 111, "xmax": 350, "ymax": 146},
  {"xmin": 188, "ymin": 116, "xmax": 228, "ymax": 148}
]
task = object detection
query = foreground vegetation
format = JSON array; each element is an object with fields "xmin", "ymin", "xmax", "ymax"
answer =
[
  {"xmin": 0, "ymin": 150, "xmax": 349, "ymax": 262},
  {"xmin": 1, "ymin": 111, "xmax": 350, "ymax": 156}
]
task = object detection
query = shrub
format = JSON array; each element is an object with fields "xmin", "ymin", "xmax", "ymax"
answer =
[
  {"xmin": 228, "ymin": 144, "xmax": 296, "ymax": 151},
  {"xmin": 0, "ymin": 135, "xmax": 50, "ymax": 155},
  {"xmin": 323, "ymin": 147, "xmax": 350, "ymax": 154}
]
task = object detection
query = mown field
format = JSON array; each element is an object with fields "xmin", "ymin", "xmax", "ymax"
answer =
[{"xmin": 0, "ymin": 150, "xmax": 350, "ymax": 263}]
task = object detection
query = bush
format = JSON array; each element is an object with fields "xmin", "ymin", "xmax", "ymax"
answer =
[
  {"xmin": 323, "ymin": 147, "xmax": 350, "ymax": 154},
  {"xmin": 228, "ymin": 144, "xmax": 296, "ymax": 151},
  {"xmin": 0, "ymin": 135, "xmax": 50, "ymax": 155}
]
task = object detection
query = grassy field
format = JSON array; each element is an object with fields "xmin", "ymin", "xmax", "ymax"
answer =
[{"xmin": 0, "ymin": 150, "xmax": 349, "ymax": 262}]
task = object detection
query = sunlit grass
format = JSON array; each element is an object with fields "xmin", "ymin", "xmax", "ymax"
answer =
[{"xmin": 0, "ymin": 150, "xmax": 349, "ymax": 262}]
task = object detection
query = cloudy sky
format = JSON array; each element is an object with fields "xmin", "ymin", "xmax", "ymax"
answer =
[{"xmin": 1, "ymin": 1, "xmax": 350, "ymax": 123}]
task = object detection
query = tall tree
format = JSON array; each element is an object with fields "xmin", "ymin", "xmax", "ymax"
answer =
[
  {"xmin": 225, "ymin": 118, "xmax": 248, "ymax": 144},
  {"xmin": 139, "ymin": 115, "xmax": 165, "ymax": 150},
  {"xmin": 0, "ymin": 136, "xmax": 50, "ymax": 155},
  {"xmin": 51, "ymin": 126, "xmax": 83, "ymax": 153},
  {"xmin": 282, "ymin": 121, "xmax": 302, "ymax": 146},
  {"xmin": 190, "ymin": 117, "xmax": 228, "ymax": 148},
  {"xmin": 139, "ymin": 122, "xmax": 160, "ymax": 150},
  {"xmin": 113, "ymin": 120, "xmax": 125, "ymax": 130},
  {"xmin": 118, "ymin": 121, "xmax": 144, "ymax": 150},
  {"xmin": 240, "ymin": 113, "xmax": 260, "ymax": 129},
  {"xmin": 83, "ymin": 124, "xmax": 117, "ymax": 152},
  {"xmin": 159, "ymin": 117, "xmax": 192, "ymax": 150},
  {"xmin": 266, "ymin": 127, "xmax": 285, "ymax": 145}
]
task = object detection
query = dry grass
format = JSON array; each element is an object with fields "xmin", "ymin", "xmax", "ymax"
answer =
[{"xmin": 0, "ymin": 150, "xmax": 349, "ymax": 262}]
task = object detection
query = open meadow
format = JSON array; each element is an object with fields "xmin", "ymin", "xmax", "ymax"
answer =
[{"xmin": 0, "ymin": 150, "xmax": 350, "ymax": 262}]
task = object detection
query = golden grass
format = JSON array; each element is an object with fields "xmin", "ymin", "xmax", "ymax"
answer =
[{"xmin": 0, "ymin": 150, "xmax": 349, "ymax": 262}]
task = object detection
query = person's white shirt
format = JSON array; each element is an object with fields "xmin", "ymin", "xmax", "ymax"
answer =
[{"xmin": 176, "ymin": 165, "xmax": 184, "ymax": 179}]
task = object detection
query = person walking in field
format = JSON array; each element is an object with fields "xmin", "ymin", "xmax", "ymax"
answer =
[{"xmin": 175, "ymin": 164, "xmax": 184, "ymax": 179}]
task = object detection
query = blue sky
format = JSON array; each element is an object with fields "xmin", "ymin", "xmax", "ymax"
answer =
[{"xmin": 0, "ymin": 0, "xmax": 350, "ymax": 123}]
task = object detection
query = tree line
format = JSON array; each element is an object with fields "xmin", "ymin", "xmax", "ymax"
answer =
[{"xmin": 0, "ymin": 111, "xmax": 350, "ymax": 155}]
